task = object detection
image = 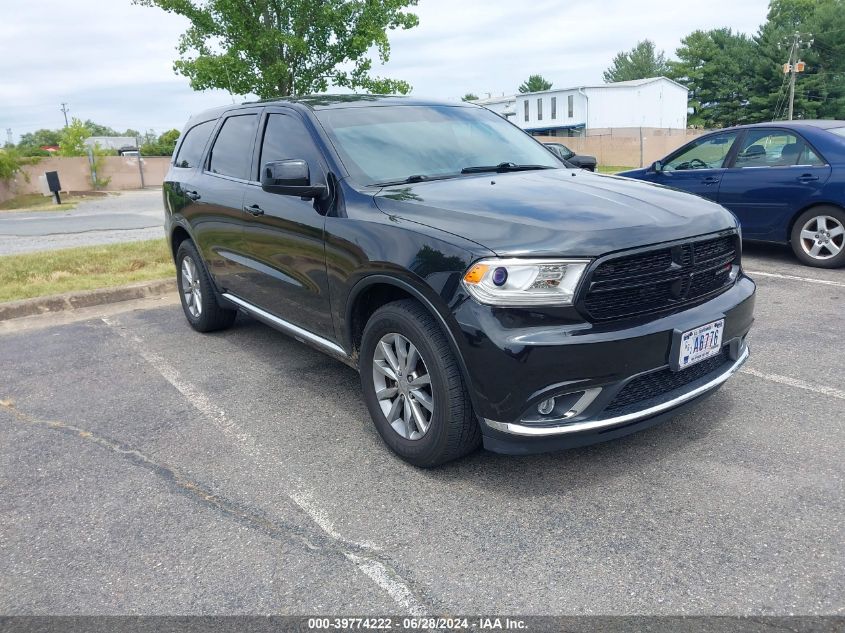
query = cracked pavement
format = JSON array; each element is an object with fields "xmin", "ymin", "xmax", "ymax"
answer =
[{"xmin": 0, "ymin": 243, "xmax": 843, "ymax": 615}]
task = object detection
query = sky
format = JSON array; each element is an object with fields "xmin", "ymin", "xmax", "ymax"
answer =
[{"xmin": 0, "ymin": 0, "xmax": 770, "ymax": 143}]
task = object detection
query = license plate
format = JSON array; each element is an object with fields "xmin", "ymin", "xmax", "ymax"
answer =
[{"xmin": 678, "ymin": 319, "xmax": 724, "ymax": 370}]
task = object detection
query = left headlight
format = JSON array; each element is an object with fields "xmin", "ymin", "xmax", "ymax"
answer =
[{"xmin": 461, "ymin": 258, "xmax": 591, "ymax": 306}]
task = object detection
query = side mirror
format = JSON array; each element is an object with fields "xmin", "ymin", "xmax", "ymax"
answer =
[
  {"xmin": 261, "ymin": 159, "xmax": 326, "ymax": 199},
  {"xmin": 650, "ymin": 160, "xmax": 664, "ymax": 173}
]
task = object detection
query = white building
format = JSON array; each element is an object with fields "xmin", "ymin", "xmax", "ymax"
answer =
[{"xmin": 474, "ymin": 77, "xmax": 688, "ymax": 137}]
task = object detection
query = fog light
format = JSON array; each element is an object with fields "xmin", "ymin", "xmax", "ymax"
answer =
[{"xmin": 537, "ymin": 398, "xmax": 555, "ymax": 415}]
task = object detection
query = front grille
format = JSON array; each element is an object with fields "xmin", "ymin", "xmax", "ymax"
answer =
[
  {"xmin": 583, "ymin": 234, "xmax": 737, "ymax": 321},
  {"xmin": 605, "ymin": 349, "xmax": 730, "ymax": 413}
]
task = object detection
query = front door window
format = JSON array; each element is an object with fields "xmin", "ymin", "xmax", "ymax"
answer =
[{"xmin": 664, "ymin": 132, "xmax": 738, "ymax": 171}]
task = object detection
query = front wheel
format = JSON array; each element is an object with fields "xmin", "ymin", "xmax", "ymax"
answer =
[
  {"xmin": 790, "ymin": 206, "xmax": 845, "ymax": 268},
  {"xmin": 359, "ymin": 300, "xmax": 480, "ymax": 467}
]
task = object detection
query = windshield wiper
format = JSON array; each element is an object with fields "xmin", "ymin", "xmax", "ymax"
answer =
[
  {"xmin": 460, "ymin": 162, "xmax": 556, "ymax": 174},
  {"xmin": 371, "ymin": 173, "xmax": 456, "ymax": 187}
]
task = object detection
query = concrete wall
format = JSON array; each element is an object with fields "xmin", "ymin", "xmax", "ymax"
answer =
[
  {"xmin": 0, "ymin": 156, "xmax": 171, "ymax": 204},
  {"xmin": 536, "ymin": 128, "xmax": 709, "ymax": 168}
]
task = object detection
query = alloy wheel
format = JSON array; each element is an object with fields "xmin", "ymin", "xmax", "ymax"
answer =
[
  {"xmin": 371, "ymin": 333, "xmax": 435, "ymax": 440},
  {"xmin": 180, "ymin": 256, "xmax": 203, "ymax": 318},
  {"xmin": 799, "ymin": 215, "xmax": 845, "ymax": 260}
]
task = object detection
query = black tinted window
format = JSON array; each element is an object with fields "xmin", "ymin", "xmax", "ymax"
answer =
[
  {"xmin": 209, "ymin": 114, "xmax": 259, "ymax": 180},
  {"xmin": 174, "ymin": 120, "xmax": 215, "ymax": 168},
  {"xmin": 259, "ymin": 113, "xmax": 322, "ymax": 176}
]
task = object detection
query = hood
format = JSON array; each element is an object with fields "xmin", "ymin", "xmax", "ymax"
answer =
[{"xmin": 372, "ymin": 169, "xmax": 738, "ymax": 257}]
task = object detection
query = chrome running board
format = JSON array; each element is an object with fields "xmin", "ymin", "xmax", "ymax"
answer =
[{"xmin": 222, "ymin": 293, "xmax": 348, "ymax": 358}]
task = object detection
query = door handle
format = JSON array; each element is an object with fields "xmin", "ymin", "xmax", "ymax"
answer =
[
  {"xmin": 243, "ymin": 204, "xmax": 265, "ymax": 217},
  {"xmin": 701, "ymin": 176, "xmax": 721, "ymax": 184},
  {"xmin": 185, "ymin": 190, "xmax": 201, "ymax": 201},
  {"xmin": 797, "ymin": 174, "xmax": 819, "ymax": 182}
]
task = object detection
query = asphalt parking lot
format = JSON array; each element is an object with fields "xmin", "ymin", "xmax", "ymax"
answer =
[{"xmin": 1, "ymin": 243, "xmax": 842, "ymax": 616}]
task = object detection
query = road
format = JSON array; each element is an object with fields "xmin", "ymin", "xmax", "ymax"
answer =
[
  {"xmin": 0, "ymin": 189, "xmax": 164, "ymax": 255},
  {"xmin": 0, "ymin": 244, "xmax": 843, "ymax": 615}
]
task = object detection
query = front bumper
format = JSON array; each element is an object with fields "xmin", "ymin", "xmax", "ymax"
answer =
[{"xmin": 452, "ymin": 275, "xmax": 756, "ymax": 454}]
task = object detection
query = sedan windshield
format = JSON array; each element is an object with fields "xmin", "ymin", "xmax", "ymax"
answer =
[{"xmin": 316, "ymin": 105, "xmax": 562, "ymax": 185}]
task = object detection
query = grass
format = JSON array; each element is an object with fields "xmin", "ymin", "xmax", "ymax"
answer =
[
  {"xmin": 0, "ymin": 192, "xmax": 108, "ymax": 213},
  {"xmin": 0, "ymin": 239, "xmax": 173, "ymax": 303},
  {"xmin": 597, "ymin": 165, "xmax": 635, "ymax": 174}
]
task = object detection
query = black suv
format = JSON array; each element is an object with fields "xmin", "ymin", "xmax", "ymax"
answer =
[{"xmin": 163, "ymin": 96, "xmax": 755, "ymax": 467}]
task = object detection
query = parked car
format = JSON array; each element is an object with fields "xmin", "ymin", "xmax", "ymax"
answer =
[
  {"xmin": 618, "ymin": 121, "xmax": 845, "ymax": 268},
  {"xmin": 543, "ymin": 142, "xmax": 597, "ymax": 171},
  {"xmin": 163, "ymin": 96, "xmax": 755, "ymax": 466}
]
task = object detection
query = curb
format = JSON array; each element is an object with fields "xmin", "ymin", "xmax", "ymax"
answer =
[{"xmin": 0, "ymin": 279, "xmax": 176, "ymax": 321}]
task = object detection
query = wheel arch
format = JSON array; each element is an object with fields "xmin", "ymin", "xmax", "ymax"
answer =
[
  {"xmin": 345, "ymin": 275, "xmax": 481, "ymax": 413},
  {"xmin": 169, "ymin": 223, "xmax": 193, "ymax": 261}
]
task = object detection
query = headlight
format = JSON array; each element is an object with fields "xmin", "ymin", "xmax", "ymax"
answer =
[{"xmin": 462, "ymin": 258, "xmax": 590, "ymax": 306}]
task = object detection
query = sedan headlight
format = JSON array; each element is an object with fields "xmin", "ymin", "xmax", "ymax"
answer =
[{"xmin": 462, "ymin": 258, "xmax": 590, "ymax": 306}]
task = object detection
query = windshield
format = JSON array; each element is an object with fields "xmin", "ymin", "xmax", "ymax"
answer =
[{"xmin": 316, "ymin": 105, "xmax": 561, "ymax": 185}]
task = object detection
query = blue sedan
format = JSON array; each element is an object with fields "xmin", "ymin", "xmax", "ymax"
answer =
[{"xmin": 619, "ymin": 120, "xmax": 845, "ymax": 268}]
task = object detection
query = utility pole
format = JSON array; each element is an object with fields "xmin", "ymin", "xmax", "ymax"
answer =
[
  {"xmin": 5, "ymin": 128, "xmax": 12, "ymax": 146},
  {"xmin": 784, "ymin": 31, "xmax": 813, "ymax": 120},
  {"xmin": 60, "ymin": 102, "xmax": 70, "ymax": 127}
]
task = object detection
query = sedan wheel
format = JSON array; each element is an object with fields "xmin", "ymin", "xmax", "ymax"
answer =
[
  {"xmin": 798, "ymin": 214, "xmax": 844, "ymax": 261},
  {"xmin": 372, "ymin": 332, "xmax": 434, "ymax": 441}
]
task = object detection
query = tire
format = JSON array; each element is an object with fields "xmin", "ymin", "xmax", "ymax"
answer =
[
  {"xmin": 175, "ymin": 240, "xmax": 237, "ymax": 332},
  {"xmin": 359, "ymin": 299, "xmax": 481, "ymax": 467},
  {"xmin": 790, "ymin": 206, "xmax": 845, "ymax": 268}
]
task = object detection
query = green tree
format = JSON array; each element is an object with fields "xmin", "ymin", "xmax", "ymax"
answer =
[
  {"xmin": 749, "ymin": 0, "xmax": 845, "ymax": 121},
  {"xmin": 17, "ymin": 129, "xmax": 62, "ymax": 156},
  {"xmin": 141, "ymin": 129, "xmax": 181, "ymax": 156},
  {"xmin": 518, "ymin": 74, "xmax": 552, "ymax": 93},
  {"xmin": 461, "ymin": 93, "xmax": 479, "ymax": 102},
  {"xmin": 83, "ymin": 120, "xmax": 119, "ymax": 137},
  {"xmin": 669, "ymin": 29, "xmax": 757, "ymax": 127},
  {"xmin": 603, "ymin": 39, "xmax": 669, "ymax": 83},
  {"xmin": 0, "ymin": 147, "xmax": 40, "ymax": 183},
  {"xmin": 58, "ymin": 118, "xmax": 91, "ymax": 157},
  {"xmin": 133, "ymin": 0, "xmax": 419, "ymax": 97}
]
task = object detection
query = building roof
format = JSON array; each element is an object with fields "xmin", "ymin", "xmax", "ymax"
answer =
[{"xmin": 516, "ymin": 76, "xmax": 688, "ymax": 97}]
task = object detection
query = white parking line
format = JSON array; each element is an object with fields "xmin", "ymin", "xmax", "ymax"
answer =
[
  {"xmin": 101, "ymin": 315, "xmax": 427, "ymax": 615},
  {"xmin": 741, "ymin": 367, "xmax": 845, "ymax": 401},
  {"xmin": 745, "ymin": 270, "xmax": 845, "ymax": 288}
]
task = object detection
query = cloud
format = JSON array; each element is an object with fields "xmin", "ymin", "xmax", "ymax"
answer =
[{"xmin": 0, "ymin": 0, "xmax": 769, "ymax": 141}]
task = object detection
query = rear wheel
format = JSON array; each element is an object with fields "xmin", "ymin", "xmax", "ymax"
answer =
[
  {"xmin": 359, "ymin": 299, "xmax": 481, "ymax": 467},
  {"xmin": 790, "ymin": 206, "xmax": 845, "ymax": 268},
  {"xmin": 175, "ymin": 240, "xmax": 237, "ymax": 332}
]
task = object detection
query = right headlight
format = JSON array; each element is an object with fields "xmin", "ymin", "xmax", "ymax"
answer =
[{"xmin": 461, "ymin": 258, "xmax": 591, "ymax": 306}]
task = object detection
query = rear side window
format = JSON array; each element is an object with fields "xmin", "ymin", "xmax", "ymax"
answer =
[
  {"xmin": 799, "ymin": 145, "xmax": 825, "ymax": 166},
  {"xmin": 208, "ymin": 114, "xmax": 259, "ymax": 180},
  {"xmin": 173, "ymin": 120, "xmax": 215, "ymax": 168},
  {"xmin": 734, "ymin": 130, "xmax": 825, "ymax": 168}
]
